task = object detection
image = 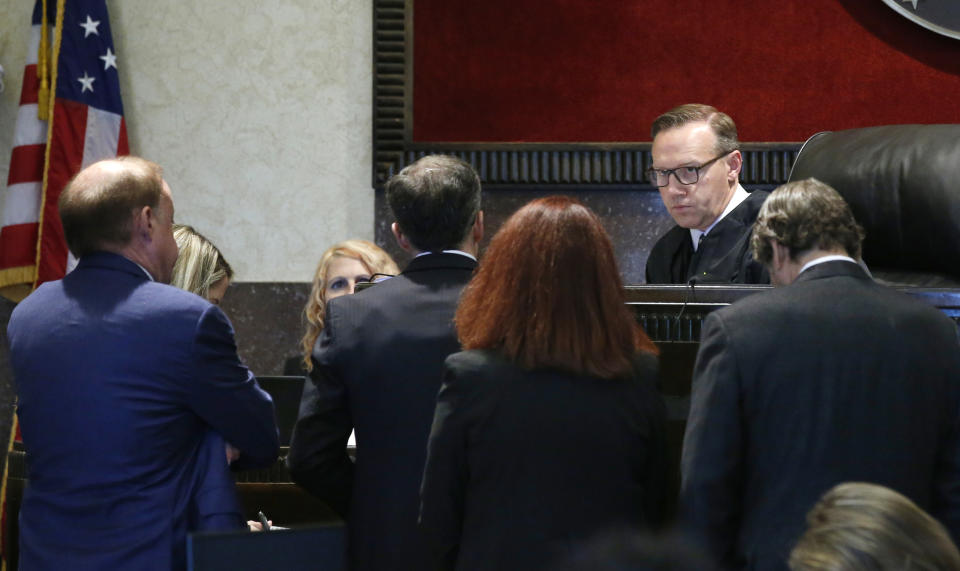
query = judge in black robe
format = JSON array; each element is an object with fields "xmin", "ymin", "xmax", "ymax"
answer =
[
  {"xmin": 644, "ymin": 103, "xmax": 771, "ymax": 285},
  {"xmin": 645, "ymin": 190, "xmax": 770, "ymax": 284}
]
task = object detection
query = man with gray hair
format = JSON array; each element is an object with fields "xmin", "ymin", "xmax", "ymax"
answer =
[
  {"xmin": 645, "ymin": 103, "xmax": 769, "ymax": 284},
  {"xmin": 680, "ymin": 178, "xmax": 960, "ymax": 570},
  {"xmin": 288, "ymin": 154, "xmax": 483, "ymax": 571}
]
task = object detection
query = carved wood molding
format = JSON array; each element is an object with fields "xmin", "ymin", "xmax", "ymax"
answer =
[{"xmin": 373, "ymin": 0, "xmax": 802, "ymax": 189}]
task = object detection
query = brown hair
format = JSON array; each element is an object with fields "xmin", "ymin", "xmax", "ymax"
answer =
[
  {"xmin": 59, "ymin": 156, "xmax": 165, "ymax": 257},
  {"xmin": 751, "ymin": 178, "xmax": 865, "ymax": 265},
  {"xmin": 651, "ymin": 103, "xmax": 739, "ymax": 155},
  {"xmin": 790, "ymin": 482, "xmax": 960, "ymax": 571},
  {"xmin": 300, "ymin": 240, "xmax": 400, "ymax": 371},
  {"xmin": 385, "ymin": 154, "xmax": 482, "ymax": 252},
  {"xmin": 456, "ymin": 196, "xmax": 657, "ymax": 379}
]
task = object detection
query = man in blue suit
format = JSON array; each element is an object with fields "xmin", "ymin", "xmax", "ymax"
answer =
[{"xmin": 7, "ymin": 157, "xmax": 279, "ymax": 570}]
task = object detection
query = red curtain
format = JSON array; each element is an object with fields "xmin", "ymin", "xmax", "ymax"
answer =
[{"xmin": 413, "ymin": 0, "xmax": 960, "ymax": 143}]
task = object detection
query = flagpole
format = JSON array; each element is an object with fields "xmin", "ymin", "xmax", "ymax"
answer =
[{"xmin": 32, "ymin": 0, "xmax": 68, "ymax": 290}]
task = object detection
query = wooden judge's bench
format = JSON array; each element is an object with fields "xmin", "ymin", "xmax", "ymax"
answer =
[{"xmin": 4, "ymin": 285, "xmax": 960, "ymax": 568}]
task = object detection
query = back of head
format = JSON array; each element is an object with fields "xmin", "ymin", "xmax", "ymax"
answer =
[
  {"xmin": 650, "ymin": 103, "xmax": 739, "ymax": 154},
  {"xmin": 456, "ymin": 195, "xmax": 656, "ymax": 379},
  {"xmin": 385, "ymin": 155, "xmax": 481, "ymax": 252},
  {"xmin": 752, "ymin": 178, "xmax": 865, "ymax": 266},
  {"xmin": 170, "ymin": 224, "xmax": 234, "ymax": 298},
  {"xmin": 59, "ymin": 157, "xmax": 165, "ymax": 257},
  {"xmin": 789, "ymin": 482, "xmax": 960, "ymax": 571}
]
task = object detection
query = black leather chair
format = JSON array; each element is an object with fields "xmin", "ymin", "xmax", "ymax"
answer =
[{"xmin": 788, "ymin": 125, "xmax": 960, "ymax": 286}]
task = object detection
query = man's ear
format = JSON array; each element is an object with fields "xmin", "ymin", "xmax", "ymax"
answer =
[
  {"xmin": 133, "ymin": 205, "xmax": 153, "ymax": 242},
  {"xmin": 726, "ymin": 150, "xmax": 743, "ymax": 182},
  {"xmin": 771, "ymin": 240, "xmax": 789, "ymax": 271},
  {"xmin": 391, "ymin": 222, "xmax": 414, "ymax": 253},
  {"xmin": 471, "ymin": 210, "xmax": 484, "ymax": 244}
]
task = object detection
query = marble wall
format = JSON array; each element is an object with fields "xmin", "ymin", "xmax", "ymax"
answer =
[
  {"xmin": 0, "ymin": 0, "xmax": 375, "ymax": 283},
  {"xmin": 0, "ymin": 0, "xmax": 376, "ymax": 473}
]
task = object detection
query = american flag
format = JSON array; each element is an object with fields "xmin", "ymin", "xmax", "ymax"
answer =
[
  {"xmin": 0, "ymin": 0, "xmax": 129, "ymax": 291},
  {"xmin": 1, "ymin": 2, "xmax": 128, "ymax": 566}
]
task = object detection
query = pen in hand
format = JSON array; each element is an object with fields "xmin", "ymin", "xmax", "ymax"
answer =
[{"xmin": 257, "ymin": 510, "xmax": 271, "ymax": 531}]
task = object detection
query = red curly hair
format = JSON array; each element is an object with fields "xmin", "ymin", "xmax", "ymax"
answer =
[{"xmin": 456, "ymin": 195, "xmax": 657, "ymax": 379}]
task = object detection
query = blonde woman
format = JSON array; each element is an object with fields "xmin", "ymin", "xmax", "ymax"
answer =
[
  {"xmin": 298, "ymin": 240, "xmax": 399, "ymax": 371},
  {"xmin": 170, "ymin": 224, "xmax": 234, "ymax": 305},
  {"xmin": 790, "ymin": 482, "xmax": 960, "ymax": 570},
  {"xmin": 169, "ymin": 224, "xmax": 268, "ymax": 532}
]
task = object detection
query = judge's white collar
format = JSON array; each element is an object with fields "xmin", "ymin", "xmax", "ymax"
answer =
[{"xmin": 690, "ymin": 184, "xmax": 748, "ymax": 251}]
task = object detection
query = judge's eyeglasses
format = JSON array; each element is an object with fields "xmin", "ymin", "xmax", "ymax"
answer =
[{"xmin": 645, "ymin": 151, "xmax": 732, "ymax": 187}]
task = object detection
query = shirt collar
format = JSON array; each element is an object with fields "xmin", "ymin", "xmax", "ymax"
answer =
[
  {"xmin": 691, "ymin": 184, "xmax": 748, "ymax": 251},
  {"xmin": 133, "ymin": 261, "xmax": 155, "ymax": 281},
  {"xmin": 799, "ymin": 255, "xmax": 858, "ymax": 275},
  {"xmin": 414, "ymin": 249, "xmax": 477, "ymax": 262}
]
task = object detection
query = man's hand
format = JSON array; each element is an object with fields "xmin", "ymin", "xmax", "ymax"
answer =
[
  {"xmin": 247, "ymin": 520, "xmax": 272, "ymax": 532},
  {"xmin": 225, "ymin": 443, "xmax": 240, "ymax": 464}
]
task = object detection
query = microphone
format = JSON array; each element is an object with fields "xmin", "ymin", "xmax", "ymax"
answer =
[
  {"xmin": 674, "ymin": 275, "xmax": 699, "ymax": 334},
  {"xmin": 676, "ymin": 272, "xmax": 718, "ymax": 336}
]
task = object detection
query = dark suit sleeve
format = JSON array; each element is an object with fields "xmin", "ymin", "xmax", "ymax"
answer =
[
  {"xmin": 680, "ymin": 312, "xmax": 744, "ymax": 564},
  {"xmin": 931, "ymin": 329, "xmax": 960, "ymax": 543},
  {"xmin": 186, "ymin": 305, "xmax": 279, "ymax": 467},
  {"xmin": 192, "ymin": 430, "xmax": 246, "ymax": 531},
  {"xmin": 637, "ymin": 354, "xmax": 670, "ymax": 528},
  {"xmin": 286, "ymin": 305, "xmax": 355, "ymax": 518},
  {"xmin": 420, "ymin": 360, "xmax": 473, "ymax": 571}
]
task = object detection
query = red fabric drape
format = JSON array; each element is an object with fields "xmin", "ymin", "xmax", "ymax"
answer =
[{"xmin": 413, "ymin": 0, "xmax": 960, "ymax": 143}]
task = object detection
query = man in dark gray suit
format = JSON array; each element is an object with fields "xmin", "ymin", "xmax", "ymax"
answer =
[
  {"xmin": 680, "ymin": 178, "xmax": 960, "ymax": 570},
  {"xmin": 287, "ymin": 155, "xmax": 483, "ymax": 571}
]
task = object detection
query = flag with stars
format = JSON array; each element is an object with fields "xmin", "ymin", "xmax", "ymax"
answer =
[{"xmin": 0, "ymin": 0, "xmax": 129, "ymax": 292}]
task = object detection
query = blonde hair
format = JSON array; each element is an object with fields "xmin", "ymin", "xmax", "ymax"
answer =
[
  {"xmin": 170, "ymin": 224, "xmax": 234, "ymax": 298},
  {"xmin": 300, "ymin": 240, "xmax": 399, "ymax": 371},
  {"xmin": 790, "ymin": 482, "xmax": 960, "ymax": 571}
]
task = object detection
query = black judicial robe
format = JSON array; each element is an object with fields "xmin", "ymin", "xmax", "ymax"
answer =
[{"xmin": 645, "ymin": 190, "xmax": 770, "ymax": 284}]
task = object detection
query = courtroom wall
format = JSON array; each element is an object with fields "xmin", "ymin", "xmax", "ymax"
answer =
[
  {"xmin": 0, "ymin": 0, "xmax": 374, "ymax": 283},
  {"xmin": 0, "ymin": 0, "xmax": 375, "ymax": 473}
]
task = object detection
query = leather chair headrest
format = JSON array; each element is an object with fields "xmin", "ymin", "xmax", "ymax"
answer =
[{"xmin": 789, "ymin": 125, "xmax": 960, "ymax": 282}]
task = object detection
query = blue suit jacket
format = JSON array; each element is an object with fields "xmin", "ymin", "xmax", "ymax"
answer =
[{"xmin": 7, "ymin": 252, "xmax": 279, "ymax": 570}]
